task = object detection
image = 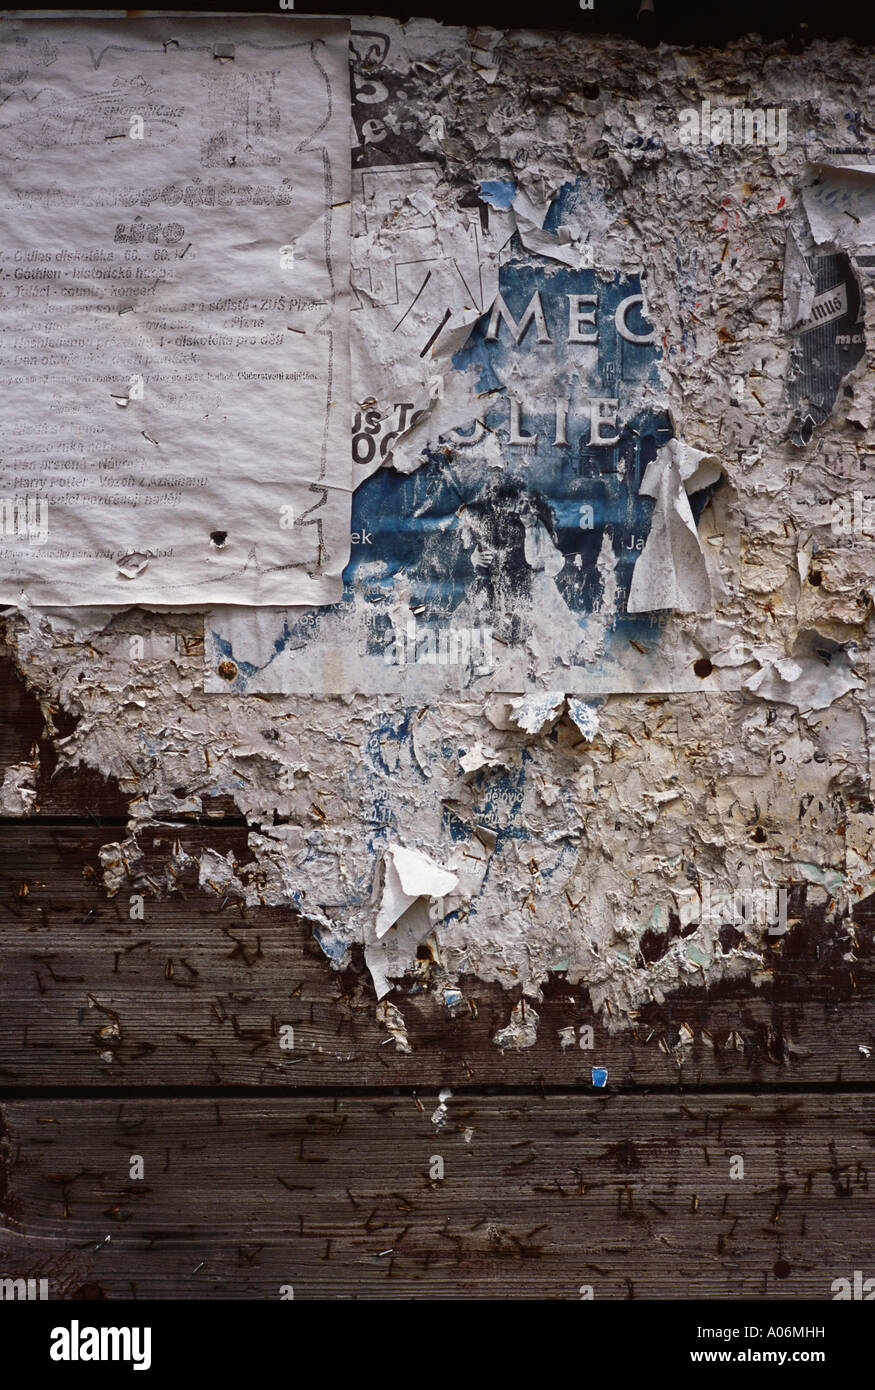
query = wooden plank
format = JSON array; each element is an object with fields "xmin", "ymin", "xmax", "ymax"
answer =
[
  {"xmin": 0, "ymin": 823, "xmax": 873, "ymax": 1087},
  {"xmin": 0, "ymin": 1093, "xmax": 872, "ymax": 1298}
]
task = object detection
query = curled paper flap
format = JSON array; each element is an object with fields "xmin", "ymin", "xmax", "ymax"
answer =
[
  {"xmin": 375, "ymin": 844, "xmax": 459, "ymax": 938},
  {"xmin": 627, "ymin": 439, "xmax": 722, "ymax": 614}
]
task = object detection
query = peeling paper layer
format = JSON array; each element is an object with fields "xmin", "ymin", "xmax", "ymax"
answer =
[
  {"xmin": 375, "ymin": 844, "xmax": 459, "ymax": 938},
  {"xmin": 627, "ymin": 440, "xmax": 723, "ymax": 614}
]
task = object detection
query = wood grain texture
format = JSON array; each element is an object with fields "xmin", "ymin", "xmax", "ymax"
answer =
[
  {"xmin": 0, "ymin": 1094, "xmax": 872, "ymax": 1299},
  {"xmin": 0, "ymin": 823, "xmax": 872, "ymax": 1087}
]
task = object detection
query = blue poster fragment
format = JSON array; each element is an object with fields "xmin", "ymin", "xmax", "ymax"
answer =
[{"xmin": 209, "ymin": 184, "xmax": 719, "ymax": 695}]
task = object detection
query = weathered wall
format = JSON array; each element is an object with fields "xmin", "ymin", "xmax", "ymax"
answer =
[{"xmin": 4, "ymin": 20, "xmax": 875, "ymax": 1051}]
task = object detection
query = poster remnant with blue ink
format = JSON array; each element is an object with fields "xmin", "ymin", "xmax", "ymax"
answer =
[{"xmin": 208, "ymin": 180, "xmax": 723, "ymax": 694}]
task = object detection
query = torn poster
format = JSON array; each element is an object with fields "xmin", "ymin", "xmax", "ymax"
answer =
[
  {"xmin": 208, "ymin": 179, "xmax": 726, "ymax": 695},
  {"xmin": 801, "ymin": 153, "xmax": 875, "ymax": 253},
  {"xmin": 0, "ymin": 17, "xmax": 351, "ymax": 605},
  {"xmin": 788, "ymin": 152, "xmax": 875, "ymax": 444},
  {"xmin": 787, "ymin": 248, "xmax": 868, "ymax": 445}
]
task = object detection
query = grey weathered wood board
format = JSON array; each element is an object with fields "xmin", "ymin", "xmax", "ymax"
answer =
[{"xmin": 0, "ymin": 1094, "xmax": 872, "ymax": 1299}]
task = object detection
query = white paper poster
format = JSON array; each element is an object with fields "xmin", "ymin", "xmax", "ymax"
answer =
[{"xmin": 0, "ymin": 17, "xmax": 351, "ymax": 605}]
